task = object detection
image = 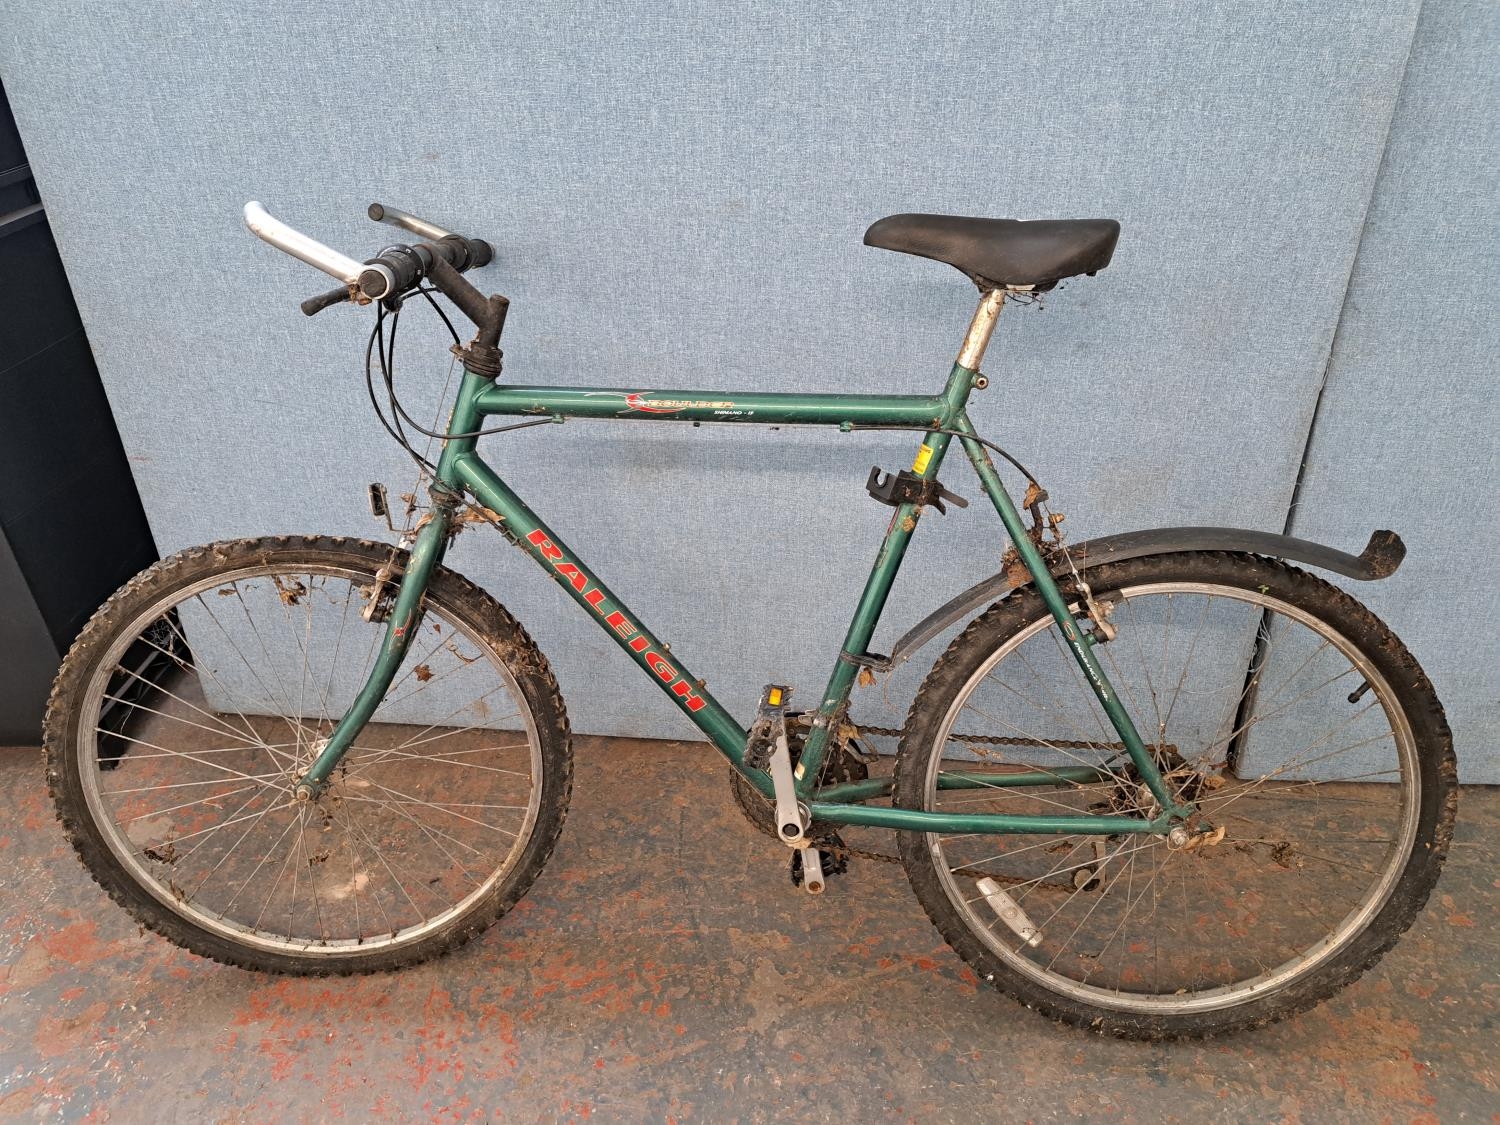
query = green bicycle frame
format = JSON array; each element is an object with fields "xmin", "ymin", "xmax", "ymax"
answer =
[{"xmin": 302, "ymin": 294, "xmax": 1185, "ymax": 838}]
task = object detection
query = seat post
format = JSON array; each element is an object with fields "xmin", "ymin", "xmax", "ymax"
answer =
[{"xmin": 956, "ymin": 288, "xmax": 1006, "ymax": 371}]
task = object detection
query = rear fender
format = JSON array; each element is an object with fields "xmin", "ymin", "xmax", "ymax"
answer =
[{"xmin": 886, "ymin": 527, "xmax": 1405, "ymax": 669}]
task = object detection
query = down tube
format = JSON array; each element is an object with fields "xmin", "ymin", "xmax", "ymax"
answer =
[{"xmin": 452, "ymin": 453, "xmax": 752, "ymax": 766}]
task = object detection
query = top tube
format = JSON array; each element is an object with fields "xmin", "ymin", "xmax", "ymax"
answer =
[{"xmin": 472, "ymin": 384, "xmax": 949, "ymax": 427}]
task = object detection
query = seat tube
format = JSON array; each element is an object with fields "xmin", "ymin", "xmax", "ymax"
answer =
[{"xmin": 794, "ymin": 289, "xmax": 1006, "ymax": 790}]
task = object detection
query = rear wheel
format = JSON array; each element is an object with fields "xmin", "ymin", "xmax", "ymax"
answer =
[
  {"xmin": 894, "ymin": 552, "xmax": 1455, "ymax": 1039},
  {"xmin": 45, "ymin": 536, "xmax": 572, "ymax": 974}
]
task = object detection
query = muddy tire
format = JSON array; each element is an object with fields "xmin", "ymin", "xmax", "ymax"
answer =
[
  {"xmin": 893, "ymin": 551, "xmax": 1456, "ymax": 1039},
  {"xmin": 45, "ymin": 536, "xmax": 573, "ymax": 974}
]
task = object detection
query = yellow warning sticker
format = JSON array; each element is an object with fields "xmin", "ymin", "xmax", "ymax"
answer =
[{"xmin": 912, "ymin": 445, "xmax": 933, "ymax": 475}]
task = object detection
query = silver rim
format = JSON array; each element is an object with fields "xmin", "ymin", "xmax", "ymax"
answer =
[
  {"xmin": 75, "ymin": 559, "xmax": 544, "ymax": 957},
  {"xmin": 923, "ymin": 581, "xmax": 1420, "ymax": 1016}
]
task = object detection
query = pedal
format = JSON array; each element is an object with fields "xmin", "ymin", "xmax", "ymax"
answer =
[
  {"xmin": 744, "ymin": 684, "xmax": 792, "ymax": 771},
  {"xmin": 794, "ymin": 847, "xmax": 824, "ymax": 893}
]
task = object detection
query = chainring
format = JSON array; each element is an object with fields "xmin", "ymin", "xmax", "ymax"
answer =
[{"xmin": 728, "ymin": 716, "xmax": 868, "ymax": 842}]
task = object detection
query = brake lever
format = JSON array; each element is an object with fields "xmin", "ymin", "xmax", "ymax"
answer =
[{"xmin": 301, "ymin": 283, "xmax": 358, "ymax": 317}]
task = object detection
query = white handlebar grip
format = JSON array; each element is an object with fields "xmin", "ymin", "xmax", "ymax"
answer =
[{"xmin": 243, "ymin": 201, "xmax": 364, "ymax": 285}]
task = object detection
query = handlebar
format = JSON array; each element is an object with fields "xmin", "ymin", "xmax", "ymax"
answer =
[
  {"xmin": 243, "ymin": 201, "xmax": 495, "ymax": 318},
  {"xmin": 244, "ymin": 201, "xmax": 365, "ymax": 287},
  {"xmin": 368, "ymin": 202, "xmax": 456, "ymax": 241}
]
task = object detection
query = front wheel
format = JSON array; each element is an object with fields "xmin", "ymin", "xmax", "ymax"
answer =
[
  {"xmin": 894, "ymin": 551, "xmax": 1455, "ymax": 1039},
  {"xmin": 45, "ymin": 536, "xmax": 573, "ymax": 974}
]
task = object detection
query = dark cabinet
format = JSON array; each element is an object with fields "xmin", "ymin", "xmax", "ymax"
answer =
[{"xmin": 0, "ymin": 79, "xmax": 156, "ymax": 742}]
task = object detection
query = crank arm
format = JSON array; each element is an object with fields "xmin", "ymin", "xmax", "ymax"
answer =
[{"xmin": 767, "ymin": 731, "xmax": 811, "ymax": 847}]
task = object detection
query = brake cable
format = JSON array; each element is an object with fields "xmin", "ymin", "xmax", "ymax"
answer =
[{"xmin": 370, "ymin": 292, "xmax": 555, "ymax": 452}]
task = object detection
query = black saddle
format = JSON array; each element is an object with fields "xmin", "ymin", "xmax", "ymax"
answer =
[{"xmin": 864, "ymin": 214, "xmax": 1120, "ymax": 289}]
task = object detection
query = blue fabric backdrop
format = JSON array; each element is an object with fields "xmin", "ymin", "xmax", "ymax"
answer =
[
  {"xmin": 1, "ymin": 1, "xmax": 1493, "ymax": 778},
  {"xmin": 1285, "ymin": 0, "xmax": 1499, "ymax": 783}
]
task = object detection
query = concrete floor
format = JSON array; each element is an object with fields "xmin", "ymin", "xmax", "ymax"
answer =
[{"xmin": 1, "ymin": 736, "xmax": 1495, "ymax": 1122}]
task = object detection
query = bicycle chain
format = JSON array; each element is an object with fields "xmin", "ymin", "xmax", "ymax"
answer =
[{"xmin": 857, "ymin": 726, "xmax": 1132, "ymax": 754}]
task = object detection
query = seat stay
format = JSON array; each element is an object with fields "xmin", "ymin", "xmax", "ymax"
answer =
[{"xmin": 951, "ymin": 415, "xmax": 1179, "ymax": 814}]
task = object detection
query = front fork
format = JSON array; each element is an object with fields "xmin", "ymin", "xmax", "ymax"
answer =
[{"xmin": 293, "ymin": 488, "xmax": 457, "ymax": 799}]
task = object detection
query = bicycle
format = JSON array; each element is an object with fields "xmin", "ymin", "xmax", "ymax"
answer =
[{"xmin": 42, "ymin": 202, "xmax": 1456, "ymax": 1040}]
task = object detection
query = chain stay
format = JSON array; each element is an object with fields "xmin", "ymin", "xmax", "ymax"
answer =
[{"xmin": 813, "ymin": 724, "xmax": 1120, "ymax": 892}]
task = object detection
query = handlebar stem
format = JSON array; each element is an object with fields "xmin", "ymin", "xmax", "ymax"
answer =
[{"xmin": 423, "ymin": 250, "xmax": 508, "ymax": 372}]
